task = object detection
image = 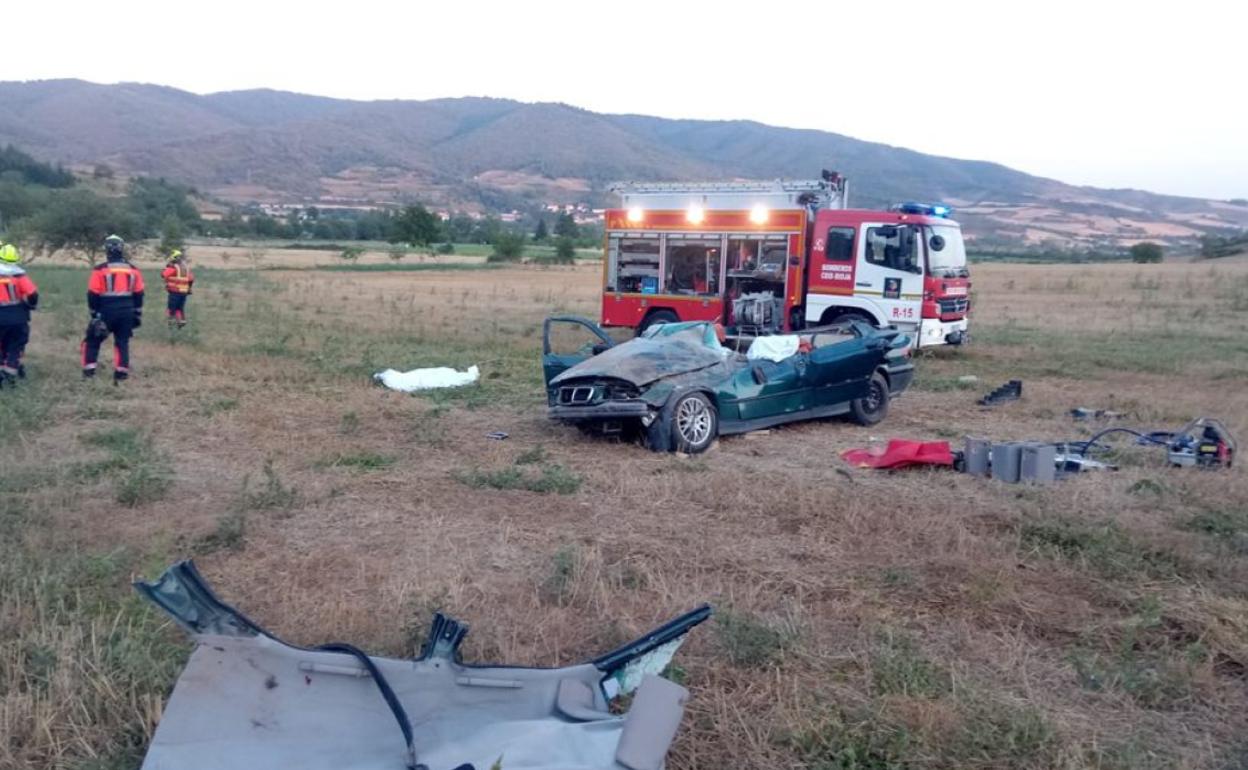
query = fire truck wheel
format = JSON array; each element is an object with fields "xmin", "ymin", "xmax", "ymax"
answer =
[
  {"xmin": 637, "ymin": 310, "xmax": 678, "ymax": 335},
  {"xmin": 850, "ymin": 372, "xmax": 890, "ymax": 426},
  {"xmin": 669, "ymin": 392, "xmax": 718, "ymax": 454},
  {"xmin": 831, "ymin": 312, "xmax": 876, "ymax": 328}
]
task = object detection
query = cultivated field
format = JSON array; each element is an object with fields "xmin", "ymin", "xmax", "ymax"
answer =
[{"xmin": 3, "ymin": 256, "xmax": 1248, "ymax": 770}]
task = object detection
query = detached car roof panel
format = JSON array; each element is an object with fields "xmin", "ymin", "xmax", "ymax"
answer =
[{"xmin": 134, "ymin": 561, "xmax": 710, "ymax": 770}]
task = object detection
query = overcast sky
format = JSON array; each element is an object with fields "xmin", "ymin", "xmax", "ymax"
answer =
[{"xmin": 7, "ymin": 0, "xmax": 1244, "ymax": 199}]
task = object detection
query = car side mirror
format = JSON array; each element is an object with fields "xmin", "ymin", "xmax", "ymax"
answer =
[{"xmin": 592, "ymin": 343, "xmax": 611, "ymax": 355}]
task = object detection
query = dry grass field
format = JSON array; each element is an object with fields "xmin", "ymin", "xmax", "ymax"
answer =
[{"xmin": 3, "ymin": 256, "xmax": 1248, "ymax": 770}]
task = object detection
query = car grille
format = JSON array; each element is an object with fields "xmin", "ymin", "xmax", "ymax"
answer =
[
  {"xmin": 558, "ymin": 385, "xmax": 600, "ymax": 405},
  {"xmin": 938, "ymin": 298, "xmax": 969, "ymax": 314}
]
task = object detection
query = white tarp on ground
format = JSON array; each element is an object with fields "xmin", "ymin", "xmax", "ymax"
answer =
[
  {"xmin": 374, "ymin": 365, "xmax": 479, "ymax": 392},
  {"xmin": 746, "ymin": 335, "xmax": 800, "ymax": 363}
]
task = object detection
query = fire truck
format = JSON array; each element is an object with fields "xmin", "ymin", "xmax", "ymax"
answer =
[{"xmin": 599, "ymin": 171, "xmax": 970, "ymax": 347}]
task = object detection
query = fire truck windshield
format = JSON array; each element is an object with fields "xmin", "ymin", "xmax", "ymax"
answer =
[{"xmin": 925, "ymin": 225, "xmax": 967, "ymax": 275}]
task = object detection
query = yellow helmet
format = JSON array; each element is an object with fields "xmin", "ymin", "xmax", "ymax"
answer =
[
  {"xmin": 0, "ymin": 244, "xmax": 19, "ymax": 264},
  {"xmin": 167, "ymin": 249, "xmax": 183, "ymax": 263}
]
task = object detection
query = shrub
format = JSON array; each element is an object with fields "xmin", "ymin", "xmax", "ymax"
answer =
[
  {"xmin": 553, "ymin": 237, "xmax": 576, "ymax": 264},
  {"xmin": 1130, "ymin": 242, "xmax": 1163, "ymax": 263},
  {"xmin": 487, "ymin": 232, "xmax": 526, "ymax": 262}
]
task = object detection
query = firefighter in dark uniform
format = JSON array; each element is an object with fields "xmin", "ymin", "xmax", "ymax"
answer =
[
  {"xmin": 0, "ymin": 244, "xmax": 39, "ymax": 387},
  {"xmin": 83, "ymin": 235, "xmax": 145, "ymax": 383},
  {"xmin": 160, "ymin": 249, "xmax": 194, "ymax": 328}
]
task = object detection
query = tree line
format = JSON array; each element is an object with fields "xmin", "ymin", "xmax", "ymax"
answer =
[
  {"xmin": 1, "ymin": 146, "xmax": 204, "ymax": 261},
  {"xmin": 0, "ymin": 145, "xmax": 603, "ymax": 261}
]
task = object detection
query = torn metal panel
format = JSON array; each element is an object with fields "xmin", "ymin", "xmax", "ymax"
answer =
[
  {"xmin": 134, "ymin": 561, "xmax": 709, "ymax": 770},
  {"xmin": 550, "ymin": 327, "xmax": 729, "ymax": 389}
]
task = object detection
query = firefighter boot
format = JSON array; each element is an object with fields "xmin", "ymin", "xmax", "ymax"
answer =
[
  {"xmin": 113, "ymin": 370, "xmax": 129, "ymax": 385},
  {"xmin": 0, "ymin": 371, "xmax": 15, "ymax": 389},
  {"xmin": 83, "ymin": 367, "xmax": 96, "ymax": 380}
]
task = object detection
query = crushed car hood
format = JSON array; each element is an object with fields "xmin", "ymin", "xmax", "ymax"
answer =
[
  {"xmin": 134, "ymin": 561, "xmax": 710, "ymax": 770},
  {"xmin": 550, "ymin": 336, "xmax": 728, "ymax": 388}
]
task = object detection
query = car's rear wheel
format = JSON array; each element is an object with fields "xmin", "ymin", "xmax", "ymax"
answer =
[
  {"xmin": 850, "ymin": 371, "xmax": 890, "ymax": 426},
  {"xmin": 670, "ymin": 392, "xmax": 718, "ymax": 454}
]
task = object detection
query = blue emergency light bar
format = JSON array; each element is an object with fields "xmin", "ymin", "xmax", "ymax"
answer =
[{"xmin": 892, "ymin": 202, "xmax": 953, "ymax": 218}]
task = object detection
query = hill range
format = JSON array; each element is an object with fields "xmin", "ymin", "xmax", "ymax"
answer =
[{"xmin": 2, "ymin": 79, "xmax": 1245, "ymax": 250}]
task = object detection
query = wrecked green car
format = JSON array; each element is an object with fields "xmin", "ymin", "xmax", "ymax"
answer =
[{"xmin": 543, "ymin": 317, "xmax": 914, "ymax": 453}]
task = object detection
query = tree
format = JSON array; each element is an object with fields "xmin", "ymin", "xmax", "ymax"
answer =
[
  {"xmin": 553, "ymin": 237, "xmax": 576, "ymax": 264},
  {"xmin": 250, "ymin": 213, "xmax": 281, "ymax": 238},
  {"xmin": 159, "ymin": 215, "xmax": 185, "ymax": 257},
  {"xmin": 488, "ymin": 231, "xmax": 526, "ymax": 262},
  {"xmin": 126, "ymin": 177, "xmax": 200, "ymax": 236},
  {"xmin": 0, "ymin": 145, "xmax": 74, "ymax": 188},
  {"xmin": 20, "ymin": 188, "xmax": 136, "ymax": 263},
  {"xmin": 391, "ymin": 204, "xmax": 441, "ymax": 246},
  {"xmin": 554, "ymin": 212, "xmax": 578, "ymax": 239},
  {"xmin": 1129, "ymin": 242, "xmax": 1163, "ymax": 264},
  {"xmin": 533, "ymin": 218, "xmax": 549, "ymax": 241}
]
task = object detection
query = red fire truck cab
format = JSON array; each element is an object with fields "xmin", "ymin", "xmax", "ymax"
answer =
[{"xmin": 600, "ymin": 173, "xmax": 970, "ymax": 347}]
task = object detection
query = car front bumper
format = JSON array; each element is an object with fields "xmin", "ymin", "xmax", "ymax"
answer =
[{"xmin": 548, "ymin": 401, "xmax": 654, "ymax": 422}]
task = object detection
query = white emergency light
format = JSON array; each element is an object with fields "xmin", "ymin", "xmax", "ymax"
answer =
[
  {"xmin": 686, "ymin": 205, "xmax": 705, "ymax": 224},
  {"xmin": 749, "ymin": 204, "xmax": 769, "ymax": 224},
  {"xmin": 627, "ymin": 206, "xmax": 644, "ymax": 223}
]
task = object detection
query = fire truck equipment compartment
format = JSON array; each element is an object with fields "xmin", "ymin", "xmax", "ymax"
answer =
[{"xmin": 133, "ymin": 560, "xmax": 710, "ymax": 770}]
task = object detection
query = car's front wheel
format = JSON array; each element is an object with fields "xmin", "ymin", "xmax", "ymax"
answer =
[
  {"xmin": 669, "ymin": 392, "xmax": 718, "ymax": 454},
  {"xmin": 850, "ymin": 371, "xmax": 890, "ymax": 426}
]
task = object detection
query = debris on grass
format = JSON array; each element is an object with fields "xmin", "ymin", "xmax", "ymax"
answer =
[
  {"xmin": 374, "ymin": 364, "xmax": 480, "ymax": 392},
  {"xmin": 978, "ymin": 379, "xmax": 1023, "ymax": 406}
]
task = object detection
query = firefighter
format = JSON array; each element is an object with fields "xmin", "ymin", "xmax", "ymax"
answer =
[
  {"xmin": 83, "ymin": 235, "xmax": 145, "ymax": 383},
  {"xmin": 0, "ymin": 244, "xmax": 38, "ymax": 387},
  {"xmin": 160, "ymin": 249, "xmax": 194, "ymax": 328}
]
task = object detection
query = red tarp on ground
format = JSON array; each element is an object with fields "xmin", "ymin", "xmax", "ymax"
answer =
[{"xmin": 841, "ymin": 440, "xmax": 955, "ymax": 469}]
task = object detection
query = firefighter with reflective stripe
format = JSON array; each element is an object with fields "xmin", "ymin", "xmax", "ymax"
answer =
[
  {"xmin": 0, "ymin": 244, "xmax": 38, "ymax": 387},
  {"xmin": 83, "ymin": 235, "xmax": 145, "ymax": 383},
  {"xmin": 160, "ymin": 249, "xmax": 194, "ymax": 328}
]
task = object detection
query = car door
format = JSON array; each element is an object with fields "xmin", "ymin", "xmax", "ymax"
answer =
[
  {"xmin": 728, "ymin": 354, "xmax": 811, "ymax": 422},
  {"xmin": 542, "ymin": 316, "xmax": 615, "ymax": 385},
  {"xmin": 805, "ymin": 328, "xmax": 885, "ymax": 407}
]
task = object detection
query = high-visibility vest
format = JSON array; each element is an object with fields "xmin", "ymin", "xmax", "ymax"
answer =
[
  {"xmin": 101, "ymin": 267, "xmax": 140, "ymax": 296},
  {"xmin": 0, "ymin": 277, "xmax": 23, "ymax": 306},
  {"xmin": 163, "ymin": 263, "xmax": 192, "ymax": 293}
]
